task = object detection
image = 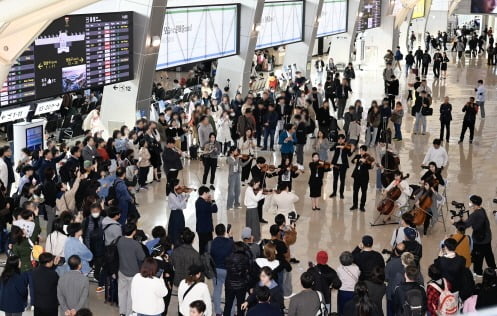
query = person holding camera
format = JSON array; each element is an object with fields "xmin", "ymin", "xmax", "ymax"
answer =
[{"xmin": 451, "ymin": 195, "xmax": 496, "ymax": 277}]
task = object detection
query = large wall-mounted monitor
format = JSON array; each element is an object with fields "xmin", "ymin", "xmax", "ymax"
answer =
[
  {"xmin": 357, "ymin": 0, "xmax": 381, "ymax": 32},
  {"xmin": 0, "ymin": 12, "xmax": 134, "ymax": 107},
  {"xmin": 256, "ymin": 1, "xmax": 304, "ymax": 49},
  {"xmin": 317, "ymin": 0, "xmax": 348, "ymax": 37},
  {"xmin": 412, "ymin": 0, "xmax": 426, "ymax": 19},
  {"xmin": 156, "ymin": 4, "xmax": 239, "ymax": 70}
]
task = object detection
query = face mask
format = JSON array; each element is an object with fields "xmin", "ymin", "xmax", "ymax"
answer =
[
  {"xmin": 468, "ymin": 202, "xmax": 473, "ymax": 208},
  {"xmin": 91, "ymin": 213, "xmax": 100, "ymax": 219}
]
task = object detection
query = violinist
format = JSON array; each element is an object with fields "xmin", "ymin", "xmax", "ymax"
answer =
[
  {"xmin": 167, "ymin": 179, "xmax": 189, "ymax": 246},
  {"xmin": 330, "ymin": 134, "xmax": 353, "ymax": 199},
  {"xmin": 420, "ymin": 162, "xmax": 444, "ymax": 191},
  {"xmin": 201, "ymin": 133, "xmax": 222, "ymax": 190},
  {"xmin": 251, "ymin": 157, "xmax": 277, "ymax": 223},
  {"xmin": 237, "ymin": 128, "xmax": 256, "ymax": 184},
  {"xmin": 309, "ymin": 152, "xmax": 331, "ymax": 211},
  {"xmin": 277, "ymin": 157, "xmax": 302, "ymax": 191},
  {"xmin": 244, "ymin": 179, "xmax": 266, "ymax": 241},
  {"xmin": 162, "ymin": 138, "xmax": 184, "ymax": 194},
  {"xmin": 351, "ymin": 145, "xmax": 373, "ymax": 212},
  {"xmin": 412, "ymin": 179, "xmax": 442, "ymax": 235},
  {"xmin": 382, "ymin": 171, "xmax": 411, "ymax": 219},
  {"xmin": 227, "ymin": 147, "xmax": 251, "ymax": 210}
]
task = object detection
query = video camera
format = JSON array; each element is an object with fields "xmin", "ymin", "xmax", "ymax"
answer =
[{"xmin": 450, "ymin": 201, "xmax": 469, "ymax": 219}]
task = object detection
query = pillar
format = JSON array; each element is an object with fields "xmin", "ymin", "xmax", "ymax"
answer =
[
  {"xmin": 283, "ymin": 0, "xmax": 324, "ymax": 78},
  {"xmin": 215, "ymin": 0, "xmax": 265, "ymax": 98}
]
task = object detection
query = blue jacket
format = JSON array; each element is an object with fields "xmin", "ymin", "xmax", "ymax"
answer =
[
  {"xmin": 63, "ymin": 237, "xmax": 93, "ymax": 275},
  {"xmin": 37, "ymin": 153, "xmax": 66, "ymax": 182},
  {"xmin": 210, "ymin": 237, "xmax": 234, "ymax": 269},
  {"xmin": 115, "ymin": 178, "xmax": 133, "ymax": 224},
  {"xmin": 0, "ymin": 273, "xmax": 30, "ymax": 313},
  {"xmin": 247, "ymin": 302, "xmax": 284, "ymax": 316},
  {"xmin": 195, "ymin": 198, "xmax": 218, "ymax": 233},
  {"xmin": 278, "ymin": 131, "xmax": 296, "ymax": 154}
]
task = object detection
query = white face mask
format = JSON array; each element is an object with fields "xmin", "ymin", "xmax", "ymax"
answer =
[{"xmin": 91, "ymin": 213, "xmax": 100, "ymax": 219}]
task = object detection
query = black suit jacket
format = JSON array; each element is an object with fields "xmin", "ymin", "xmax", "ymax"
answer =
[
  {"xmin": 331, "ymin": 146, "xmax": 352, "ymax": 168},
  {"xmin": 336, "ymin": 84, "xmax": 352, "ymax": 99},
  {"xmin": 351, "ymin": 154, "xmax": 373, "ymax": 180}
]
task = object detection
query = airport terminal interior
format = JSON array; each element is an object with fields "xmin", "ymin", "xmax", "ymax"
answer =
[{"xmin": 1, "ymin": 0, "xmax": 497, "ymax": 315}]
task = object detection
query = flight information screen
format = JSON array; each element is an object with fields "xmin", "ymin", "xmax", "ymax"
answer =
[
  {"xmin": 0, "ymin": 11, "xmax": 133, "ymax": 107},
  {"xmin": 357, "ymin": 0, "xmax": 381, "ymax": 32}
]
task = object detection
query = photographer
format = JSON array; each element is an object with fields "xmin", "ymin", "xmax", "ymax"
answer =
[{"xmin": 451, "ymin": 195, "xmax": 496, "ymax": 276}]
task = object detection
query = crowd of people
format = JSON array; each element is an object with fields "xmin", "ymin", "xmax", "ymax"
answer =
[{"xmin": 0, "ymin": 27, "xmax": 495, "ymax": 316}]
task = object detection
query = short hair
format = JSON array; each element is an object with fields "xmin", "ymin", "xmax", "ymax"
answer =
[
  {"xmin": 67, "ymin": 223, "xmax": 82, "ymax": 237},
  {"xmin": 68, "ymin": 255, "xmax": 81, "ymax": 270},
  {"xmin": 478, "ymin": 79, "xmax": 483, "ymax": 84},
  {"xmin": 140, "ymin": 257, "xmax": 158, "ymax": 278},
  {"xmin": 198, "ymin": 186, "xmax": 210, "ymax": 196},
  {"xmin": 75, "ymin": 309, "xmax": 93, "ymax": 316},
  {"xmin": 433, "ymin": 138, "xmax": 441, "ymax": 145},
  {"xmin": 107, "ymin": 207, "xmax": 121, "ymax": 219},
  {"xmin": 189, "ymin": 300, "xmax": 206, "ymax": 313},
  {"xmin": 256, "ymin": 157, "xmax": 266, "ymax": 164},
  {"xmin": 260, "ymin": 266, "xmax": 273, "ymax": 279},
  {"xmin": 38, "ymin": 252, "xmax": 54, "ymax": 265},
  {"xmin": 405, "ymin": 265, "xmax": 419, "ymax": 281},
  {"xmin": 123, "ymin": 223, "xmax": 137, "ymax": 236},
  {"xmin": 70, "ymin": 146, "xmax": 80, "ymax": 155},
  {"xmin": 360, "ymin": 145, "xmax": 368, "ymax": 152},
  {"xmin": 116, "ymin": 167, "xmax": 126, "ymax": 178},
  {"xmin": 269, "ymin": 224, "xmax": 280, "ymax": 237},
  {"xmin": 338, "ymin": 134, "xmax": 346, "ymax": 140},
  {"xmin": 151, "ymin": 226, "xmax": 166, "ymax": 239},
  {"xmin": 300, "ymin": 271, "xmax": 315, "ymax": 289},
  {"xmin": 401, "ymin": 213, "xmax": 414, "ymax": 226},
  {"xmin": 215, "ymin": 224, "xmax": 226, "ymax": 236},
  {"xmin": 428, "ymin": 264, "xmax": 442, "ymax": 281},
  {"xmin": 274, "ymin": 214, "xmax": 285, "ymax": 226},
  {"xmin": 339, "ymin": 251, "xmax": 354, "ymax": 266},
  {"xmin": 443, "ymin": 238, "xmax": 458, "ymax": 251},
  {"xmin": 455, "ymin": 221, "xmax": 466, "ymax": 233},
  {"xmin": 181, "ymin": 228, "xmax": 195, "ymax": 245},
  {"xmin": 255, "ymin": 286, "xmax": 271, "ymax": 302},
  {"xmin": 166, "ymin": 137, "xmax": 176, "ymax": 144},
  {"xmin": 401, "ymin": 252, "xmax": 415, "ymax": 266}
]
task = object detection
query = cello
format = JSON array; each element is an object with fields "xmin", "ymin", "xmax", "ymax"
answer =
[
  {"xmin": 376, "ymin": 173, "xmax": 410, "ymax": 215},
  {"xmin": 410, "ymin": 181, "xmax": 435, "ymax": 226}
]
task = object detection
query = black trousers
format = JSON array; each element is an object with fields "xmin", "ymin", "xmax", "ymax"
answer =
[
  {"xmin": 459, "ymin": 121, "xmax": 475, "ymax": 141},
  {"xmin": 472, "ymin": 243, "xmax": 497, "ymax": 275},
  {"xmin": 138, "ymin": 166, "xmax": 150, "ymax": 187},
  {"xmin": 353, "ymin": 179, "xmax": 368, "ymax": 208},
  {"xmin": 416, "ymin": 59, "xmax": 421, "ymax": 68},
  {"xmin": 258, "ymin": 199, "xmax": 265, "ymax": 221},
  {"xmin": 421, "ymin": 64, "xmax": 429, "ymax": 76},
  {"xmin": 202, "ymin": 157, "xmax": 217, "ymax": 184},
  {"xmin": 332, "ymin": 166, "xmax": 347, "ymax": 196},
  {"xmin": 388, "ymin": 94, "xmax": 396, "ymax": 109},
  {"xmin": 241, "ymin": 159, "xmax": 252, "ymax": 182},
  {"xmin": 166, "ymin": 170, "xmax": 179, "ymax": 194},
  {"xmin": 223, "ymin": 288, "xmax": 246, "ymax": 316},
  {"xmin": 34, "ymin": 307, "xmax": 58, "ymax": 316},
  {"xmin": 440, "ymin": 121, "xmax": 450, "ymax": 141},
  {"xmin": 433, "ymin": 63, "xmax": 441, "ymax": 78},
  {"xmin": 197, "ymin": 231, "xmax": 212, "ymax": 255}
]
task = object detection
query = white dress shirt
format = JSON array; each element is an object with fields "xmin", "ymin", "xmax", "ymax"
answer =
[
  {"xmin": 476, "ymin": 85, "xmax": 486, "ymax": 102},
  {"xmin": 422, "ymin": 146, "xmax": 448, "ymax": 168},
  {"xmin": 272, "ymin": 191, "xmax": 299, "ymax": 214},
  {"xmin": 244, "ymin": 187, "xmax": 265, "ymax": 208}
]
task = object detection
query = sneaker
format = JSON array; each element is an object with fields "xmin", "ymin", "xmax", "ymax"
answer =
[
  {"xmin": 473, "ymin": 272, "xmax": 483, "ymax": 278},
  {"xmin": 96, "ymin": 286, "xmax": 105, "ymax": 293}
]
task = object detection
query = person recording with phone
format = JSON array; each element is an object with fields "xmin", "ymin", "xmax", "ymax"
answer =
[{"xmin": 451, "ymin": 195, "xmax": 496, "ymax": 277}]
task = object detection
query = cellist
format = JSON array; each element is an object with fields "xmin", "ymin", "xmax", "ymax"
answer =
[
  {"xmin": 382, "ymin": 171, "xmax": 412, "ymax": 220},
  {"xmin": 411, "ymin": 179, "xmax": 443, "ymax": 235}
]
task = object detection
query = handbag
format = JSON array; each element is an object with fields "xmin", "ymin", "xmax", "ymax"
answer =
[{"xmin": 421, "ymin": 107, "xmax": 433, "ymax": 116}]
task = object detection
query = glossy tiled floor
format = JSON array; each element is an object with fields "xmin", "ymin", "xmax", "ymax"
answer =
[{"xmin": 8, "ymin": 52, "xmax": 497, "ymax": 316}]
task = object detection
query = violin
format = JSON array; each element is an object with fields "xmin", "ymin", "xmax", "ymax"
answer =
[
  {"xmin": 317, "ymin": 160, "xmax": 332, "ymax": 169},
  {"xmin": 376, "ymin": 173, "xmax": 410, "ymax": 215},
  {"xmin": 337, "ymin": 143, "xmax": 354, "ymax": 151},
  {"xmin": 235, "ymin": 153, "xmax": 252, "ymax": 160},
  {"xmin": 290, "ymin": 165, "xmax": 304, "ymax": 173},
  {"xmin": 261, "ymin": 164, "xmax": 277, "ymax": 172},
  {"xmin": 176, "ymin": 186, "xmax": 196, "ymax": 194},
  {"xmin": 362, "ymin": 153, "xmax": 375, "ymax": 165},
  {"xmin": 254, "ymin": 188, "xmax": 274, "ymax": 195},
  {"xmin": 409, "ymin": 188, "xmax": 433, "ymax": 226}
]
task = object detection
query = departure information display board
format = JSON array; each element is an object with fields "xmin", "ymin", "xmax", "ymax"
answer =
[
  {"xmin": 317, "ymin": 0, "xmax": 348, "ymax": 37},
  {"xmin": 412, "ymin": 0, "xmax": 426, "ymax": 19},
  {"xmin": 357, "ymin": 0, "xmax": 381, "ymax": 32},
  {"xmin": 256, "ymin": 1, "xmax": 304, "ymax": 49},
  {"xmin": 156, "ymin": 5, "xmax": 239, "ymax": 70},
  {"xmin": 0, "ymin": 12, "xmax": 133, "ymax": 107}
]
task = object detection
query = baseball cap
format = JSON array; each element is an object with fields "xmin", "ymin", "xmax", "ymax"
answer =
[
  {"xmin": 316, "ymin": 251, "xmax": 329, "ymax": 265},
  {"xmin": 404, "ymin": 227, "xmax": 417, "ymax": 240},
  {"xmin": 241, "ymin": 227, "xmax": 252, "ymax": 240}
]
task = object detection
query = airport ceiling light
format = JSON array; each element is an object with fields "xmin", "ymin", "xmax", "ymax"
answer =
[
  {"xmin": 395, "ymin": 0, "xmax": 420, "ymax": 28},
  {"xmin": 0, "ymin": 0, "xmax": 100, "ymax": 87}
]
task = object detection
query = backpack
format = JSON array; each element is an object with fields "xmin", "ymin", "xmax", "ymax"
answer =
[
  {"xmin": 315, "ymin": 290, "xmax": 328, "ymax": 316},
  {"xmin": 429, "ymin": 279, "xmax": 459, "ymax": 315},
  {"xmin": 401, "ymin": 285, "xmax": 426, "ymax": 316},
  {"xmin": 268, "ymin": 77, "xmax": 278, "ymax": 89},
  {"xmin": 103, "ymin": 226, "xmax": 121, "ymax": 276},
  {"xmin": 105, "ymin": 180, "xmax": 118, "ymax": 205},
  {"xmin": 458, "ymin": 268, "xmax": 475, "ymax": 301}
]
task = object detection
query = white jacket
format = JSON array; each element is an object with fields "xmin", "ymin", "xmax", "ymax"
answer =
[
  {"xmin": 131, "ymin": 273, "xmax": 168, "ymax": 315},
  {"xmin": 272, "ymin": 191, "xmax": 299, "ymax": 214},
  {"xmin": 216, "ymin": 117, "xmax": 233, "ymax": 143},
  {"xmin": 45, "ymin": 231, "xmax": 68, "ymax": 257},
  {"xmin": 178, "ymin": 280, "xmax": 212, "ymax": 316},
  {"xmin": 0, "ymin": 158, "xmax": 7, "ymax": 188}
]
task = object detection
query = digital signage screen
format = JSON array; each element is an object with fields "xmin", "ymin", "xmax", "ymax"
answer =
[
  {"xmin": 0, "ymin": 12, "xmax": 134, "ymax": 107},
  {"xmin": 317, "ymin": 0, "xmax": 348, "ymax": 37},
  {"xmin": 412, "ymin": 0, "xmax": 426, "ymax": 19},
  {"xmin": 256, "ymin": 1, "xmax": 304, "ymax": 49},
  {"xmin": 26, "ymin": 126, "xmax": 44, "ymax": 152},
  {"xmin": 156, "ymin": 4, "xmax": 239, "ymax": 70},
  {"xmin": 357, "ymin": 0, "xmax": 381, "ymax": 32}
]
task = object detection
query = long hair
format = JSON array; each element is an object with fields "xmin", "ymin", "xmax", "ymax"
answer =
[
  {"xmin": 1, "ymin": 255, "xmax": 20, "ymax": 283},
  {"xmin": 354, "ymin": 281, "xmax": 376, "ymax": 316}
]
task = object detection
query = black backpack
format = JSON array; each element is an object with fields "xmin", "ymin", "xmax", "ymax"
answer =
[
  {"xmin": 401, "ymin": 285, "xmax": 426, "ymax": 316},
  {"xmin": 103, "ymin": 225, "xmax": 121, "ymax": 276},
  {"xmin": 459, "ymin": 267, "xmax": 476, "ymax": 301}
]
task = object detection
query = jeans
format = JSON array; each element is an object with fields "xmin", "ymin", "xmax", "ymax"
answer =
[
  {"xmin": 472, "ymin": 243, "xmax": 497, "ymax": 275},
  {"xmin": 118, "ymin": 271, "xmax": 133, "ymax": 315},
  {"xmin": 440, "ymin": 121, "xmax": 450, "ymax": 141},
  {"xmin": 213, "ymin": 268, "xmax": 227, "ymax": 315},
  {"xmin": 138, "ymin": 166, "xmax": 150, "ymax": 187},
  {"xmin": 477, "ymin": 101, "xmax": 485, "ymax": 118},
  {"xmin": 296, "ymin": 144, "xmax": 305, "ymax": 164},
  {"xmin": 365, "ymin": 127, "xmax": 378, "ymax": 146},
  {"xmin": 227, "ymin": 173, "xmax": 241, "ymax": 209},
  {"xmin": 394, "ymin": 123, "xmax": 402, "ymax": 140},
  {"xmin": 263, "ymin": 128, "xmax": 276, "ymax": 149},
  {"xmin": 202, "ymin": 157, "xmax": 217, "ymax": 184},
  {"xmin": 414, "ymin": 112, "xmax": 426, "ymax": 133}
]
